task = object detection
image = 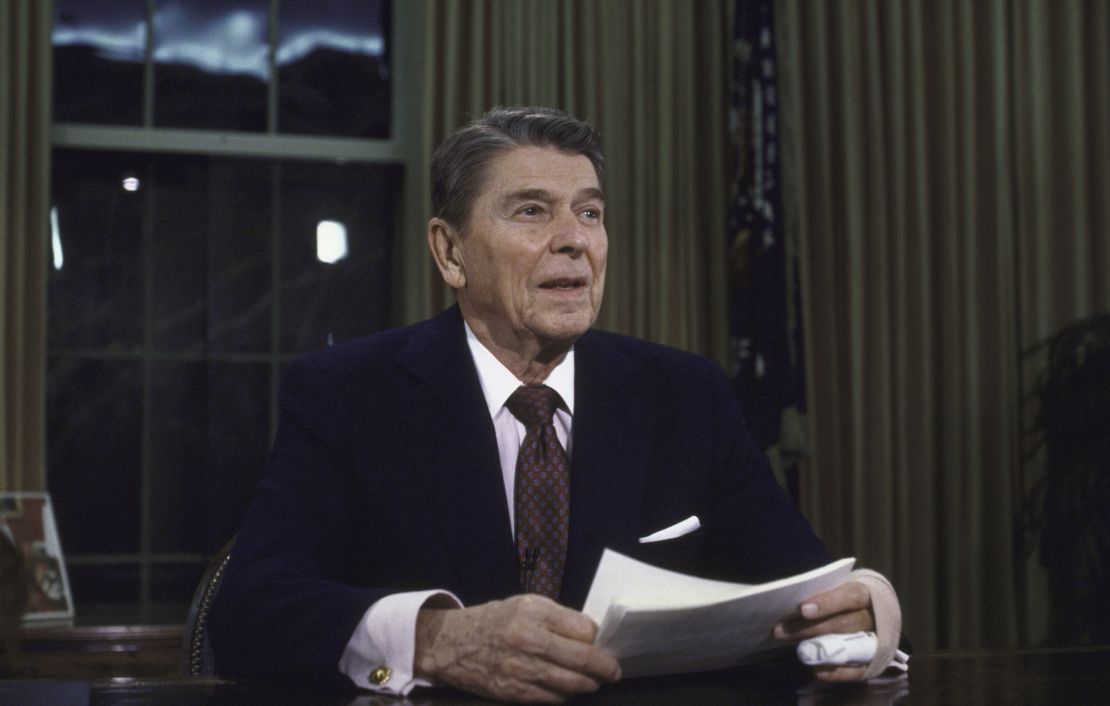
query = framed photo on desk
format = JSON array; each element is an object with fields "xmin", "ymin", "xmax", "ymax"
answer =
[{"xmin": 0, "ymin": 492, "xmax": 75, "ymax": 626}]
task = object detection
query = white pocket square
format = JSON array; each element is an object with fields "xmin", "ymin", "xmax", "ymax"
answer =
[{"xmin": 638, "ymin": 515, "xmax": 701, "ymax": 543}]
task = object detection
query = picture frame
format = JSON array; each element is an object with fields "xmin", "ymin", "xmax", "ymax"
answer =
[{"xmin": 0, "ymin": 492, "xmax": 75, "ymax": 626}]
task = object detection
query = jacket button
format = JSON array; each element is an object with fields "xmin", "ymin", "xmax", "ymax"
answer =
[{"xmin": 369, "ymin": 665, "xmax": 392, "ymax": 686}]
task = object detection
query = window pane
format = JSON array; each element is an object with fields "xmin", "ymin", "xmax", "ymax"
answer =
[
  {"xmin": 150, "ymin": 155, "xmax": 273, "ymax": 354},
  {"xmin": 50, "ymin": 149, "xmax": 146, "ymax": 352},
  {"xmin": 206, "ymin": 160, "xmax": 276, "ymax": 353},
  {"xmin": 149, "ymin": 362, "xmax": 269, "ymax": 554},
  {"xmin": 151, "ymin": 562, "xmax": 207, "ymax": 615},
  {"xmin": 149, "ymin": 155, "xmax": 209, "ymax": 353},
  {"xmin": 47, "ymin": 142, "xmax": 401, "ymax": 624},
  {"xmin": 278, "ymin": 0, "xmax": 391, "ymax": 137},
  {"xmin": 66, "ymin": 564, "xmax": 141, "ymax": 624},
  {"xmin": 279, "ymin": 162, "xmax": 399, "ymax": 353},
  {"xmin": 153, "ymin": 0, "xmax": 270, "ymax": 131},
  {"xmin": 47, "ymin": 359, "xmax": 143, "ymax": 555},
  {"xmin": 53, "ymin": 0, "xmax": 146, "ymax": 125},
  {"xmin": 49, "ymin": 152, "xmax": 401, "ymax": 357}
]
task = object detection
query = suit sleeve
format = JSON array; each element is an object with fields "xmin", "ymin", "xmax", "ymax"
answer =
[
  {"xmin": 695, "ymin": 360, "xmax": 832, "ymax": 582},
  {"xmin": 208, "ymin": 357, "xmax": 389, "ymax": 688}
]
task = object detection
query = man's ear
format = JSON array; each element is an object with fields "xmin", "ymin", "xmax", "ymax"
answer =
[{"xmin": 427, "ymin": 217, "xmax": 466, "ymax": 289}]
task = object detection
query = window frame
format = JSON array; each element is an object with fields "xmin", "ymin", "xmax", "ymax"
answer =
[{"xmin": 48, "ymin": 0, "xmax": 425, "ymax": 624}]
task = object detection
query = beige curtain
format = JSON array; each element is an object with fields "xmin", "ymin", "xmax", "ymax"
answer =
[
  {"xmin": 0, "ymin": 0, "xmax": 52, "ymax": 491},
  {"xmin": 1014, "ymin": 1, "xmax": 1110, "ymax": 343},
  {"xmin": 402, "ymin": 0, "xmax": 734, "ymax": 365},
  {"xmin": 1011, "ymin": 0, "xmax": 1110, "ymax": 645},
  {"xmin": 777, "ymin": 0, "xmax": 1110, "ymax": 651}
]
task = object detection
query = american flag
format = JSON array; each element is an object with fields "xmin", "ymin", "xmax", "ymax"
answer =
[{"xmin": 727, "ymin": 0, "xmax": 806, "ymax": 456}]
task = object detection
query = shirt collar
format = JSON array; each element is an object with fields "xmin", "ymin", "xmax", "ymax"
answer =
[{"xmin": 464, "ymin": 321, "xmax": 576, "ymax": 418}]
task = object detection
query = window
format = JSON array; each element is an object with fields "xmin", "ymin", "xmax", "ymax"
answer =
[
  {"xmin": 53, "ymin": 0, "xmax": 391, "ymax": 136},
  {"xmin": 48, "ymin": 0, "xmax": 406, "ymax": 624}
]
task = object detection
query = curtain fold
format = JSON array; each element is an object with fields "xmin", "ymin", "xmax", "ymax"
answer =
[
  {"xmin": 406, "ymin": 0, "xmax": 733, "ymax": 364},
  {"xmin": 778, "ymin": 0, "xmax": 1110, "ymax": 650},
  {"xmin": 1, "ymin": 0, "xmax": 52, "ymax": 491},
  {"xmin": 1014, "ymin": 0, "xmax": 1110, "ymax": 341},
  {"xmin": 1011, "ymin": 0, "xmax": 1110, "ymax": 645}
]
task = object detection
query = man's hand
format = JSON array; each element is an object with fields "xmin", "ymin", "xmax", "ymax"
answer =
[
  {"xmin": 414, "ymin": 594, "xmax": 622, "ymax": 703},
  {"xmin": 773, "ymin": 580, "xmax": 875, "ymax": 682}
]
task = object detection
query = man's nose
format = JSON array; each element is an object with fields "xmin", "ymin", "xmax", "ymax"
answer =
[{"xmin": 550, "ymin": 211, "xmax": 587, "ymax": 255}]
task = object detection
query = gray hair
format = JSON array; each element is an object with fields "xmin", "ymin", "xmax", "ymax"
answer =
[{"xmin": 430, "ymin": 106, "xmax": 605, "ymax": 231}]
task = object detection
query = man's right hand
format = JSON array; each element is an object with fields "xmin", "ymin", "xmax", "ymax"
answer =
[{"xmin": 413, "ymin": 594, "xmax": 622, "ymax": 703}]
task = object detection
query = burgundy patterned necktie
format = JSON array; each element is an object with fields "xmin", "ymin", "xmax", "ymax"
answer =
[{"xmin": 506, "ymin": 384, "xmax": 570, "ymax": 599}]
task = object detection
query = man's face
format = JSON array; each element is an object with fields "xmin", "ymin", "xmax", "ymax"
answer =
[{"xmin": 452, "ymin": 145, "xmax": 608, "ymax": 353}]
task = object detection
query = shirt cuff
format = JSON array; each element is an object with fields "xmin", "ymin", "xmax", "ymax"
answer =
[{"xmin": 338, "ymin": 589, "xmax": 463, "ymax": 695}]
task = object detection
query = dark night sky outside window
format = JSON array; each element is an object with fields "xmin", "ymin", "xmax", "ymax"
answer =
[
  {"xmin": 278, "ymin": 0, "xmax": 391, "ymax": 137},
  {"xmin": 52, "ymin": 0, "xmax": 146, "ymax": 125},
  {"xmin": 52, "ymin": 0, "xmax": 392, "ymax": 137},
  {"xmin": 153, "ymin": 0, "xmax": 271, "ymax": 131},
  {"xmin": 49, "ymin": 147, "xmax": 398, "ymax": 621}
]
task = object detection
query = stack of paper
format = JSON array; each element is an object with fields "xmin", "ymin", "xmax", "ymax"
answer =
[{"xmin": 583, "ymin": 549, "xmax": 855, "ymax": 677}]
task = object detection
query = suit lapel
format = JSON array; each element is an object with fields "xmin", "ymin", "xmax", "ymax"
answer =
[
  {"xmin": 392, "ymin": 312, "xmax": 652, "ymax": 609},
  {"xmin": 395, "ymin": 307, "xmax": 520, "ymax": 604},
  {"xmin": 559, "ymin": 331, "xmax": 652, "ymax": 609}
]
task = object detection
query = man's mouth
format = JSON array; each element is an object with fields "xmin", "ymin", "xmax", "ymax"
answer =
[{"xmin": 539, "ymin": 277, "xmax": 587, "ymax": 290}]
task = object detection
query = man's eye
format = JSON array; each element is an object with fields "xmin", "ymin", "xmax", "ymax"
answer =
[
  {"xmin": 519, "ymin": 206, "xmax": 541, "ymax": 216},
  {"xmin": 581, "ymin": 208, "xmax": 602, "ymax": 220}
]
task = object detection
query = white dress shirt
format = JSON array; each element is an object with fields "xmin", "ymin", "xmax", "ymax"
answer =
[{"xmin": 338, "ymin": 323, "xmax": 575, "ymax": 695}]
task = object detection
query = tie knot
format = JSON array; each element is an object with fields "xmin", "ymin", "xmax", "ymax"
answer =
[{"xmin": 506, "ymin": 385, "xmax": 563, "ymax": 427}]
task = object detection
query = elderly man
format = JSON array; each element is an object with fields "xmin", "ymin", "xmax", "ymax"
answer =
[{"xmin": 208, "ymin": 106, "xmax": 901, "ymax": 703}]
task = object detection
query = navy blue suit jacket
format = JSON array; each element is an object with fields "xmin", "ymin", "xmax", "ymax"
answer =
[{"xmin": 208, "ymin": 306, "xmax": 830, "ymax": 685}]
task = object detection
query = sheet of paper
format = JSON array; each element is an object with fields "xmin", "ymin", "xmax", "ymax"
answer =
[{"xmin": 583, "ymin": 549, "xmax": 855, "ymax": 677}]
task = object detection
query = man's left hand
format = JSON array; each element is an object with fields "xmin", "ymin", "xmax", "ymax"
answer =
[{"xmin": 772, "ymin": 580, "xmax": 874, "ymax": 682}]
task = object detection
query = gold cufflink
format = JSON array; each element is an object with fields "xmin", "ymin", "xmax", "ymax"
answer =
[{"xmin": 369, "ymin": 665, "xmax": 392, "ymax": 686}]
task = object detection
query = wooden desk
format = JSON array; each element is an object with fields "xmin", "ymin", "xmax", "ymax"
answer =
[
  {"xmin": 15, "ymin": 624, "xmax": 183, "ymax": 678},
  {"xmin": 4, "ymin": 646, "xmax": 1110, "ymax": 704}
]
